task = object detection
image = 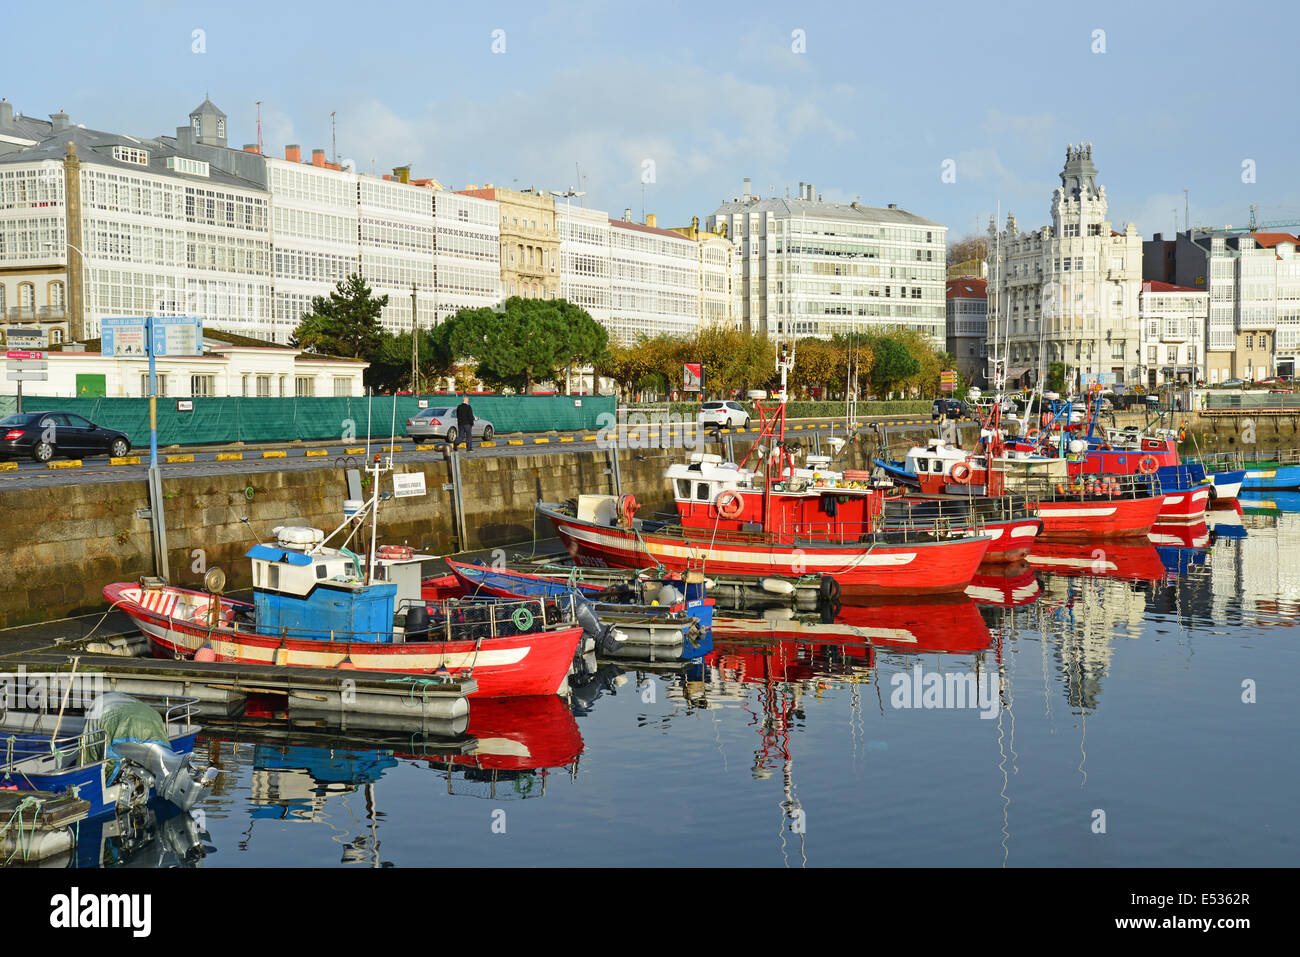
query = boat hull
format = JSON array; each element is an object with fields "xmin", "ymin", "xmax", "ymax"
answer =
[
  {"xmin": 104, "ymin": 582, "xmax": 581, "ymax": 699},
  {"xmin": 1155, "ymin": 485, "xmax": 1212, "ymax": 522},
  {"xmin": 540, "ymin": 505, "xmax": 991, "ymax": 595},
  {"xmin": 1033, "ymin": 494, "xmax": 1165, "ymax": 540},
  {"xmin": 1242, "ymin": 463, "xmax": 1300, "ymax": 489}
]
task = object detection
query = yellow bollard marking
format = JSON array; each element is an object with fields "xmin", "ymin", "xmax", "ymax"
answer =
[{"xmin": 216, "ymin": 452, "xmax": 243, "ymax": 462}]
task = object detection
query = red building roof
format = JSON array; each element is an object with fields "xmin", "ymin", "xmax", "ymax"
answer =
[
  {"xmin": 1250, "ymin": 232, "xmax": 1300, "ymax": 248},
  {"xmin": 946, "ymin": 277, "xmax": 987, "ymax": 299},
  {"xmin": 1142, "ymin": 280, "xmax": 1203, "ymax": 294}
]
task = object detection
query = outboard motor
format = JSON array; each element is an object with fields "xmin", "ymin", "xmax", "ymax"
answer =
[
  {"xmin": 573, "ymin": 594, "xmax": 627, "ymax": 654},
  {"xmin": 405, "ymin": 605, "xmax": 431, "ymax": 642},
  {"xmin": 112, "ymin": 742, "xmax": 222, "ymax": 813}
]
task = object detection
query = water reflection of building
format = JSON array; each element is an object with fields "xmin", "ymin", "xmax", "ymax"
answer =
[{"xmin": 1209, "ymin": 508, "xmax": 1300, "ymax": 624}]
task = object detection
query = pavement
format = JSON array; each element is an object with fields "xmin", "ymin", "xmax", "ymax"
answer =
[{"xmin": 0, "ymin": 414, "xmax": 964, "ymax": 490}]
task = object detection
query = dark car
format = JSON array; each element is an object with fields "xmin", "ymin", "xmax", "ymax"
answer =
[
  {"xmin": 931, "ymin": 398, "xmax": 970, "ymax": 420},
  {"xmin": 0, "ymin": 412, "xmax": 131, "ymax": 462}
]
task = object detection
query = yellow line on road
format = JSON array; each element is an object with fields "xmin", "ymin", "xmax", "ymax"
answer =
[
  {"xmin": 164, "ymin": 454, "xmax": 193, "ymax": 463},
  {"xmin": 559, "ymin": 436, "xmax": 574, "ymax": 442},
  {"xmin": 533, "ymin": 438, "xmax": 550, "ymax": 444},
  {"xmin": 582, "ymin": 434, "xmax": 598, "ymax": 441},
  {"xmin": 480, "ymin": 441, "xmax": 497, "ymax": 448},
  {"xmin": 305, "ymin": 449, "xmax": 329, "ymax": 457},
  {"xmin": 262, "ymin": 450, "xmax": 287, "ymax": 459},
  {"xmin": 216, "ymin": 452, "xmax": 243, "ymax": 462},
  {"xmin": 47, "ymin": 460, "xmax": 82, "ymax": 469},
  {"xmin": 508, "ymin": 439, "xmax": 524, "ymax": 445},
  {"xmin": 381, "ymin": 445, "xmax": 402, "ymax": 453},
  {"xmin": 344, "ymin": 446, "xmax": 366, "ymax": 454},
  {"xmin": 110, "ymin": 455, "xmax": 142, "ymax": 465},
  {"xmin": 0, "ymin": 463, "xmax": 16, "ymax": 472},
  {"xmin": 415, "ymin": 443, "xmax": 441, "ymax": 451}
]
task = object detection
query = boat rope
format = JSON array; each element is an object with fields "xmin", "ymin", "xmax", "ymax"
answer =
[
  {"xmin": 383, "ymin": 677, "xmax": 453, "ymax": 705},
  {"xmin": 0, "ymin": 794, "xmax": 45, "ymax": 863},
  {"xmin": 58, "ymin": 598, "xmax": 130, "ymax": 648}
]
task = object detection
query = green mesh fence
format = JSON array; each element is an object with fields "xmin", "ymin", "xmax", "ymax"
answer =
[{"xmin": 6, "ymin": 394, "xmax": 615, "ymax": 447}]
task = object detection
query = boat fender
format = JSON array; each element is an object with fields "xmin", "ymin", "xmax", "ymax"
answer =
[
  {"xmin": 658, "ymin": 585, "xmax": 684, "ymax": 606},
  {"xmin": 818, "ymin": 576, "xmax": 841, "ymax": 604},
  {"xmin": 760, "ymin": 577, "xmax": 796, "ymax": 596},
  {"xmin": 404, "ymin": 605, "xmax": 431, "ymax": 642}
]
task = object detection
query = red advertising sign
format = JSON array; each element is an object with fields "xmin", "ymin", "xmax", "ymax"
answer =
[
  {"xmin": 683, "ymin": 363, "xmax": 703, "ymax": 392},
  {"xmin": 6, "ymin": 351, "xmax": 44, "ymax": 360}
]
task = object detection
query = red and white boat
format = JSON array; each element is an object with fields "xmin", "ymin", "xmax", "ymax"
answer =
[
  {"xmin": 106, "ymin": 457, "xmax": 582, "ymax": 698},
  {"xmin": 539, "ymin": 500, "xmax": 991, "ymax": 595}
]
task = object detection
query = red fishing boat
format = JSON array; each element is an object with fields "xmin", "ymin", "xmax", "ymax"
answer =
[
  {"xmin": 965, "ymin": 561, "xmax": 1042, "ymax": 607},
  {"xmin": 107, "ymin": 456, "xmax": 583, "ymax": 698}
]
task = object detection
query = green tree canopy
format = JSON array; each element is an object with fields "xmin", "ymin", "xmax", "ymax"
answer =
[
  {"xmin": 291, "ymin": 274, "xmax": 388, "ymax": 361},
  {"xmin": 441, "ymin": 297, "xmax": 609, "ymax": 394}
]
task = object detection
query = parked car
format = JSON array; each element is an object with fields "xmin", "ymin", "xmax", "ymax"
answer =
[
  {"xmin": 697, "ymin": 400, "xmax": 750, "ymax": 429},
  {"xmin": 1219, "ymin": 378, "xmax": 1247, "ymax": 388},
  {"xmin": 931, "ymin": 398, "xmax": 972, "ymax": 420},
  {"xmin": 0, "ymin": 412, "xmax": 131, "ymax": 462},
  {"xmin": 403, "ymin": 407, "xmax": 494, "ymax": 443}
]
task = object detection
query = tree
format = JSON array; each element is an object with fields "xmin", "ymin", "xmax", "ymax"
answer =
[
  {"xmin": 947, "ymin": 233, "xmax": 989, "ymax": 267},
  {"xmin": 442, "ymin": 297, "xmax": 608, "ymax": 394},
  {"xmin": 790, "ymin": 337, "xmax": 842, "ymax": 398},
  {"xmin": 869, "ymin": 336, "xmax": 921, "ymax": 397},
  {"xmin": 291, "ymin": 274, "xmax": 388, "ymax": 361},
  {"xmin": 1048, "ymin": 361, "xmax": 1067, "ymax": 393}
]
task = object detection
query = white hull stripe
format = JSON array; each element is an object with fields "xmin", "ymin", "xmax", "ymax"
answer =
[
  {"xmin": 1038, "ymin": 507, "xmax": 1118, "ymax": 518},
  {"xmin": 1009, "ymin": 525, "xmax": 1039, "ymax": 538},
  {"xmin": 136, "ymin": 619, "xmax": 530, "ymax": 668},
  {"xmin": 1026, "ymin": 555, "xmax": 1117, "ymax": 571}
]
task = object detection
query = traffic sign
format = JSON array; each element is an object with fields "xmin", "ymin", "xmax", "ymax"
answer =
[
  {"xmin": 7, "ymin": 371, "xmax": 47, "ymax": 382},
  {"xmin": 7, "ymin": 359, "xmax": 47, "ymax": 371},
  {"xmin": 6, "ymin": 351, "xmax": 44, "ymax": 360},
  {"xmin": 7, "ymin": 329, "xmax": 44, "ymax": 350},
  {"xmin": 101, "ymin": 316, "xmax": 204, "ymax": 357}
]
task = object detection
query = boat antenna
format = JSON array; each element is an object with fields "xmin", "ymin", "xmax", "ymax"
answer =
[{"xmin": 365, "ymin": 388, "xmax": 373, "ymax": 462}]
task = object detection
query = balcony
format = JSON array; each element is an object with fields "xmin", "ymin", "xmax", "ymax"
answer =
[{"xmin": 5, "ymin": 306, "xmax": 67, "ymax": 320}]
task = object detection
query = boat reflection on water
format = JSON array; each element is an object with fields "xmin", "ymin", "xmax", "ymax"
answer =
[
  {"xmin": 205, "ymin": 695, "xmax": 584, "ymax": 862},
  {"xmin": 1149, "ymin": 521, "xmax": 1212, "ymax": 575},
  {"xmin": 1240, "ymin": 490, "xmax": 1300, "ymax": 516},
  {"xmin": 41, "ymin": 802, "xmax": 212, "ymax": 869},
  {"xmin": 965, "ymin": 561, "xmax": 1042, "ymax": 607},
  {"xmin": 1026, "ymin": 540, "xmax": 1168, "ymax": 582}
]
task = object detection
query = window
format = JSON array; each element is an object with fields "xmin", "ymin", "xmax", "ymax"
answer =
[
  {"xmin": 50, "ymin": 328, "xmax": 63, "ymax": 344},
  {"xmin": 333, "ymin": 377, "xmax": 351, "ymax": 397},
  {"xmin": 191, "ymin": 375, "xmax": 216, "ymax": 396},
  {"xmin": 141, "ymin": 373, "xmax": 169, "ymax": 396},
  {"xmin": 295, "ymin": 376, "xmax": 315, "ymax": 397},
  {"xmin": 695, "ymin": 483, "xmax": 710, "ymax": 502},
  {"xmin": 50, "ymin": 281, "xmax": 64, "ymax": 310},
  {"xmin": 1168, "ymin": 347, "xmax": 1178, "ymax": 363},
  {"xmin": 256, "ymin": 375, "xmax": 272, "ymax": 397}
]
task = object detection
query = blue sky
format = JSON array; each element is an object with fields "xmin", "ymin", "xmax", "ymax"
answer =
[{"xmin": 7, "ymin": 0, "xmax": 1300, "ymax": 242}]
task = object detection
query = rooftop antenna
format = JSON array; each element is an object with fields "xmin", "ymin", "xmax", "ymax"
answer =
[
  {"xmin": 330, "ymin": 111, "xmax": 337, "ymax": 165},
  {"xmin": 255, "ymin": 100, "xmax": 263, "ymax": 153},
  {"xmin": 1184, "ymin": 189, "xmax": 1189, "ymax": 232}
]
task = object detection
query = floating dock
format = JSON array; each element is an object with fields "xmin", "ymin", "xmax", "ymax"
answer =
[{"xmin": 0, "ymin": 790, "xmax": 91, "ymax": 866}]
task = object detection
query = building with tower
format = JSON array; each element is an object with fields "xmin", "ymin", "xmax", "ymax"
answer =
[{"xmin": 986, "ymin": 144, "xmax": 1143, "ymax": 390}]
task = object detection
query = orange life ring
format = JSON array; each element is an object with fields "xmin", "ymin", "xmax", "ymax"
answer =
[
  {"xmin": 1139, "ymin": 454, "xmax": 1158, "ymax": 474},
  {"xmin": 949, "ymin": 462, "xmax": 972, "ymax": 485},
  {"xmin": 716, "ymin": 490, "xmax": 744, "ymax": 519},
  {"xmin": 377, "ymin": 544, "xmax": 415, "ymax": 561},
  {"xmin": 1025, "ymin": 429, "xmax": 1040, "ymax": 442}
]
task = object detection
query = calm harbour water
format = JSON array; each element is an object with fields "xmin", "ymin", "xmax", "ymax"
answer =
[{"xmin": 85, "ymin": 496, "xmax": 1300, "ymax": 868}]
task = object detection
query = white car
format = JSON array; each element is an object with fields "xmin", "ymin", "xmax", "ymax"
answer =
[{"xmin": 697, "ymin": 400, "xmax": 751, "ymax": 429}]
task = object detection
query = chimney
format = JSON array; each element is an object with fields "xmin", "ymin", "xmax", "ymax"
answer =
[
  {"xmin": 0, "ymin": 99, "xmax": 12, "ymax": 130},
  {"xmin": 311, "ymin": 149, "xmax": 326, "ymax": 167},
  {"xmin": 465, "ymin": 184, "xmax": 478, "ymax": 191},
  {"xmin": 646, "ymin": 213, "xmax": 657, "ymax": 228},
  {"xmin": 243, "ymin": 143, "xmax": 260, "ymax": 154},
  {"xmin": 393, "ymin": 165, "xmax": 410, "ymax": 184},
  {"xmin": 888, "ymin": 203, "xmax": 898, "ymax": 209},
  {"xmin": 743, "ymin": 177, "xmax": 752, "ymax": 201},
  {"xmin": 623, "ymin": 208, "xmax": 632, "ymax": 221},
  {"xmin": 285, "ymin": 144, "xmax": 301, "ymax": 163},
  {"xmin": 50, "ymin": 110, "xmax": 70, "ymax": 132}
]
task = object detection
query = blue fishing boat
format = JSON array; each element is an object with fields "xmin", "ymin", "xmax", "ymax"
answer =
[{"xmin": 1, "ymin": 693, "xmax": 219, "ymax": 819}]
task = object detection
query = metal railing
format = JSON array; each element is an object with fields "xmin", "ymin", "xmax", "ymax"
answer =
[{"xmin": 1187, "ymin": 448, "xmax": 1300, "ymax": 470}]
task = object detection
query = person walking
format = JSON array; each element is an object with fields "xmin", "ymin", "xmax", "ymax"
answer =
[{"xmin": 454, "ymin": 395, "xmax": 475, "ymax": 451}]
